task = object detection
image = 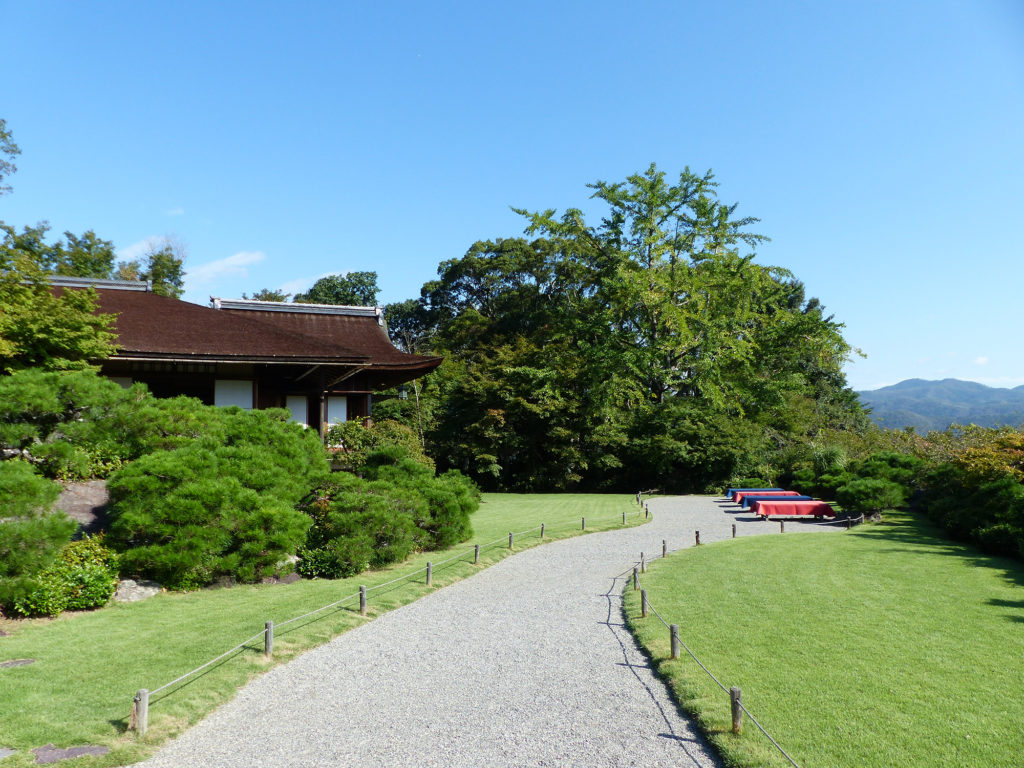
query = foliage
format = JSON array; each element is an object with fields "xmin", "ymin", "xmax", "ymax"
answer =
[
  {"xmin": 0, "ymin": 117, "xmax": 20, "ymax": 196},
  {"xmin": 10, "ymin": 535, "xmax": 120, "ymax": 617},
  {"xmin": 106, "ymin": 407, "xmax": 328, "ymax": 589},
  {"xmin": 243, "ymin": 288, "xmax": 291, "ymax": 301},
  {"xmin": 400, "ymin": 165, "xmax": 866, "ymax": 491},
  {"xmin": 297, "ymin": 456, "xmax": 479, "ymax": 579},
  {"xmin": 110, "ymin": 236, "xmax": 188, "ymax": 298},
  {"xmin": 835, "ymin": 477, "xmax": 906, "ymax": 514},
  {"xmin": 0, "ymin": 225, "xmax": 119, "ymax": 372},
  {"xmin": 0, "ymin": 368, "xmax": 153, "ymax": 479},
  {"xmin": 326, "ymin": 419, "xmax": 434, "ymax": 473},
  {"xmin": 918, "ymin": 427, "xmax": 1024, "ymax": 557},
  {"xmin": 0, "ymin": 461, "xmax": 74, "ymax": 615},
  {"xmin": 294, "ymin": 271, "xmax": 379, "ymax": 306}
]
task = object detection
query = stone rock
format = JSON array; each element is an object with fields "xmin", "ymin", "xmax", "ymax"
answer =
[
  {"xmin": 0, "ymin": 746, "xmax": 16, "ymax": 761},
  {"xmin": 32, "ymin": 744, "xmax": 109, "ymax": 764},
  {"xmin": 112, "ymin": 579, "xmax": 162, "ymax": 603},
  {"xmin": 0, "ymin": 659, "xmax": 34, "ymax": 668},
  {"xmin": 54, "ymin": 480, "xmax": 109, "ymax": 536}
]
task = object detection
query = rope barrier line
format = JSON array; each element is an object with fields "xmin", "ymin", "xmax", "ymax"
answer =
[
  {"xmin": 275, "ymin": 592, "xmax": 359, "ymax": 629},
  {"xmin": 633, "ymin": 557, "xmax": 803, "ymax": 767},
  {"xmin": 138, "ymin": 504, "xmax": 644, "ymax": 713},
  {"xmin": 149, "ymin": 629, "xmax": 267, "ymax": 695},
  {"xmin": 736, "ymin": 700, "xmax": 802, "ymax": 768}
]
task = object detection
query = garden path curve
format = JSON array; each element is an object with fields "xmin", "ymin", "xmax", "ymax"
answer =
[{"xmin": 135, "ymin": 495, "xmax": 842, "ymax": 768}]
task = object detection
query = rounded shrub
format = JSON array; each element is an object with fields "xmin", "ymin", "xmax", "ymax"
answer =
[
  {"xmin": 836, "ymin": 477, "xmax": 905, "ymax": 515},
  {"xmin": 106, "ymin": 408, "xmax": 328, "ymax": 589}
]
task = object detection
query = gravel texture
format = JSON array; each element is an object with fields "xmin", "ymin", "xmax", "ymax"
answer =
[{"xmin": 135, "ymin": 495, "xmax": 842, "ymax": 768}]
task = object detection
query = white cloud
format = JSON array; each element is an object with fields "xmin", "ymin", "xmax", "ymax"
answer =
[
  {"xmin": 974, "ymin": 356, "xmax": 989, "ymax": 365},
  {"xmin": 188, "ymin": 251, "xmax": 267, "ymax": 285},
  {"xmin": 117, "ymin": 236, "xmax": 163, "ymax": 262},
  {"xmin": 165, "ymin": 206, "xmax": 185, "ymax": 217}
]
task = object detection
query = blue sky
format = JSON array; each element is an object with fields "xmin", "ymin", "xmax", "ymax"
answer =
[{"xmin": 3, "ymin": 1, "xmax": 1022, "ymax": 391}]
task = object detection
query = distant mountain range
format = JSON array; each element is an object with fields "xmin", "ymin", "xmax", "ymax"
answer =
[{"xmin": 857, "ymin": 379, "xmax": 1024, "ymax": 432}]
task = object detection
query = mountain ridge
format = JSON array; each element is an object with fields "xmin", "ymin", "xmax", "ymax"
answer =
[{"xmin": 858, "ymin": 378, "xmax": 1024, "ymax": 432}]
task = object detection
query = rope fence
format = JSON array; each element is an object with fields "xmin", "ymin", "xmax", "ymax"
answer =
[
  {"xmin": 625, "ymin": 510, "xmax": 865, "ymax": 768},
  {"xmin": 127, "ymin": 496, "xmax": 650, "ymax": 736}
]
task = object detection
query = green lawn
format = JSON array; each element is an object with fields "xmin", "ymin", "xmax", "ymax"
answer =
[
  {"xmin": 0, "ymin": 493, "xmax": 642, "ymax": 767},
  {"xmin": 625, "ymin": 510, "xmax": 1024, "ymax": 768}
]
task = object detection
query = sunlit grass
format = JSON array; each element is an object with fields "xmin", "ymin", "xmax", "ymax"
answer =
[
  {"xmin": 0, "ymin": 493, "xmax": 643, "ymax": 767},
  {"xmin": 624, "ymin": 511, "xmax": 1024, "ymax": 768}
]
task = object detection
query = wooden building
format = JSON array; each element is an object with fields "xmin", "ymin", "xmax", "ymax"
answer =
[{"xmin": 54, "ymin": 276, "xmax": 441, "ymax": 433}]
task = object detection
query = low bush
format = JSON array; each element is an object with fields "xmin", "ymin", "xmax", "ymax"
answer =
[
  {"xmin": 327, "ymin": 419, "xmax": 434, "ymax": 473},
  {"xmin": 921, "ymin": 469, "xmax": 1024, "ymax": 557},
  {"xmin": 835, "ymin": 477, "xmax": 906, "ymax": 514},
  {"xmin": 297, "ymin": 457, "xmax": 479, "ymax": 579},
  {"xmin": 10, "ymin": 535, "xmax": 119, "ymax": 617},
  {"xmin": 106, "ymin": 408, "xmax": 328, "ymax": 589},
  {"xmin": 0, "ymin": 461, "xmax": 74, "ymax": 616}
]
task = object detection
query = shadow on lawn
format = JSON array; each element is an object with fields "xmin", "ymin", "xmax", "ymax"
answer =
[
  {"xmin": 986, "ymin": 597, "xmax": 1024, "ymax": 623},
  {"xmin": 854, "ymin": 512, "xmax": 1024, "ymax": 595}
]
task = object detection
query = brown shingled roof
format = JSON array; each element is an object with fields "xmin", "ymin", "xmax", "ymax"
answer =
[
  {"xmin": 93, "ymin": 289, "xmax": 366, "ymax": 362},
  {"xmin": 88, "ymin": 289, "xmax": 442, "ymax": 376},
  {"xmin": 216, "ymin": 301, "xmax": 439, "ymax": 370}
]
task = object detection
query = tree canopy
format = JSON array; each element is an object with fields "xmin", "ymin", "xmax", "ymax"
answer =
[
  {"xmin": 0, "ymin": 118, "xmax": 19, "ymax": 196},
  {"xmin": 294, "ymin": 271, "xmax": 379, "ymax": 306},
  {"xmin": 387, "ymin": 164, "xmax": 867, "ymax": 492},
  {"xmin": 0, "ymin": 225, "xmax": 118, "ymax": 373}
]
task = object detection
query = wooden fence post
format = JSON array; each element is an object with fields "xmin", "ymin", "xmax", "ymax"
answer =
[
  {"xmin": 540, "ymin": 523, "xmax": 545, "ymax": 539},
  {"xmin": 640, "ymin": 552, "xmax": 645, "ymax": 573},
  {"xmin": 581, "ymin": 517, "xmax": 586, "ymax": 530},
  {"xmin": 662, "ymin": 539, "xmax": 667, "ymax": 558},
  {"xmin": 780, "ymin": 521, "xmax": 785, "ymax": 533},
  {"xmin": 645, "ymin": 504, "xmax": 649, "ymax": 519},
  {"xmin": 474, "ymin": 544, "xmax": 480, "ymax": 564},
  {"xmin": 264, "ymin": 620, "xmax": 273, "ymax": 656},
  {"xmin": 632, "ymin": 567, "xmax": 639, "ymax": 591},
  {"xmin": 622, "ymin": 510, "xmax": 627, "ymax": 525},
  {"xmin": 641, "ymin": 589, "xmax": 648, "ymax": 618},
  {"xmin": 130, "ymin": 688, "xmax": 149, "ymax": 736},
  {"xmin": 732, "ymin": 523, "xmax": 737, "ymax": 538},
  {"xmin": 359, "ymin": 585, "xmax": 367, "ymax": 616},
  {"xmin": 731, "ymin": 686, "xmax": 744, "ymax": 734},
  {"xmin": 670, "ymin": 624, "xmax": 680, "ymax": 659},
  {"xmin": 426, "ymin": 561, "xmax": 432, "ymax": 586},
  {"xmin": 695, "ymin": 530, "xmax": 701, "ymax": 546},
  {"xmin": 846, "ymin": 518, "xmax": 852, "ymax": 530},
  {"xmin": 508, "ymin": 531, "xmax": 514, "ymax": 549}
]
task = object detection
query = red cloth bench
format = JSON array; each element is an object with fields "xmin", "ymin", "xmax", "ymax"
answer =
[
  {"xmin": 750, "ymin": 500, "xmax": 836, "ymax": 518},
  {"xmin": 732, "ymin": 490, "xmax": 802, "ymax": 506}
]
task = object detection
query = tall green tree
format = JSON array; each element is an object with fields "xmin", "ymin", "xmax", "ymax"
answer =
[
  {"xmin": 294, "ymin": 271, "xmax": 379, "ymax": 306},
  {"xmin": 0, "ymin": 118, "xmax": 21, "ymax": 196},
  {"xmin": 413, "ymin": 165, "xmax": 865, "ymax": 492},
  {"xmin": 113, "ymin": 237, "xmax": 186, "ymax": 298},
  {"xmin": 0, "ymin": 225, "xmax": 118, "ymax": 372}
]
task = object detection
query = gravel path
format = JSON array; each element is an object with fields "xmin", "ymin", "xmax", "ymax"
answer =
[{"xmin": 135, "ymin": 495, "xmax": 842, "ymax": 768}]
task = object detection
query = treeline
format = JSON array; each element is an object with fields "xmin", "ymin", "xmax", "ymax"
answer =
[{"xmin": 380, "ymin": 165, "xmax": 868, "ymax": 492}]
